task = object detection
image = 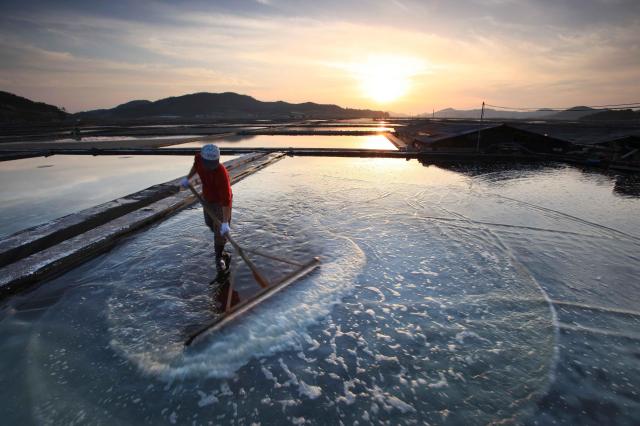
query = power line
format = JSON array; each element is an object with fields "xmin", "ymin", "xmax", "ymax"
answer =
[
  {"xmin": 584, "ymin": 102, "xmax": 640, "ymax": 108},
  {"xmin": 484, "ymin": 102, "xmax": 640, "ymax": 112},
  {"xmin": 485, "ymin": 103, "xmax": 640, "ymax": 111}
]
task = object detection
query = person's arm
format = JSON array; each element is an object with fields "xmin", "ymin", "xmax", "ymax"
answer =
[
  {"xmin": 221, "ymin": 166, "xmax": 233, "ymax": 226},
  {"xmin": 180, "ymin": 164, "xmax": 197, "ymax": 188}
]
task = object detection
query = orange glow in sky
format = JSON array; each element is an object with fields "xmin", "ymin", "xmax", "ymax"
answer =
[
  {"xmin": 348, "ymin": 56, "xmax": 425, "ymax": 104},
  {"xmin": 1, "ymin": 1, "xmax": 639, "ymax": 114}
]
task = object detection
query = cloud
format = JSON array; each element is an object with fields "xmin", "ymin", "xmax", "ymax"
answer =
[
  {"xmin": 0, "ymin": 0, "xmax": 639, "ymax": 112},
  {"xmin": 0, "ymin": 38, "xmax": 256, "ymax": 111}
]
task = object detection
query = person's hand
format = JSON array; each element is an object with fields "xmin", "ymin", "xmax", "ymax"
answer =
[
  {"xmin": 220, "ymin": 222, "xmax": 230, "ymax": 236},
  {"xmin": 180, "ymin": 177, "xmax": 190, "ymax": 188}
]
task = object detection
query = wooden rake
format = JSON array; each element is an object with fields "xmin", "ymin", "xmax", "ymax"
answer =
[{"xmin": 185, "ymin": 183, "xmax": 320, "ymax": 346}]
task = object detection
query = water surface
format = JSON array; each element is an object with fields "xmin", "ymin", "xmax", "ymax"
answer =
[
  {"xmin": 165, "ymin": 134, "xmax": 397, "ymax": 150},
  {"xmin": 277, "ymin": 127, "xmax": 395, "ymax": 132},
  {"xmin": 52, "ymin": 135, "xmax": 199, "ymax": 142},
  {"xmin": 0, "ymin": 158, "xmax": 638, "ymax": 424},
  {"xmin": 0, "ymin": 155, "xmax": 235, "ymax": 237}
]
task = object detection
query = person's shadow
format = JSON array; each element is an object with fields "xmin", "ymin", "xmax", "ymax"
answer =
[
  {"xmin": 210, "ymin": 252, "xmax": 240, "ymax": 313},
  {"xmin": 211, "ymin": 275, "xmax": 240, "ymax": 313},
  {"xmin": 182, "ymin": 254, "xmax": 240, "ymax": 344}
]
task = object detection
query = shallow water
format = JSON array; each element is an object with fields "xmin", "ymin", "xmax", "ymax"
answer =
[
  {"xmin": 312, "ymin": 122, "xmax": 403, "ymax": 127},
  {"xmin": 127, "ymin": 125, "xmax": 268, "ymax": 129},
  {"xmin": 165, "ymin": 134, "xmax": 397, "ymax": 150},
  {"xmin": 0, "ymin": 158, "xmax": 639, "ymax": 424},
  {"xmin": 52, "ymin": 135, "xmax": 198, "ymax": 142},
  {"xmin": 0, "ymin": 155, "xmax": 235, "ymax": 237},
  {"xmin": 277, "ymin": 127, "xmax": 395, "ymax": 132}
]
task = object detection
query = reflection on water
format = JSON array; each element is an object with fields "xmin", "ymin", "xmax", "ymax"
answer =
[
  {"xmin": 215, "ymin": 279, "xmax": 240, "ymax": 312},
  {"xmin": 275, "ymin": 126, "xmax": 395, "ymax": 132},
  {"xmin": 614, "ymin": 173, "xmax": 640, "ymax": 197},
  {"xmin": 0, "ymin": 158, "xmax": 638, "ymax": 424},
  {"xmin": 424, "ymin": 161, "xmax": 640, "ymax": 236},
  {"xmin": 52, "ymin": 135, "xmax": 197, "ymax": 142},
  {"xmin": 165, "ymin": 134, "xmax": 397, "ymax": 150},
  {"xmin": 0, "ymin": 155, "xmax": 236, "ymax": 237}
]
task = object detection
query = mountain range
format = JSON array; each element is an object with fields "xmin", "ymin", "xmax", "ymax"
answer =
[
  {"xmin": 0, "ymin": 91, "xmax": 68, "ymax": 123},
  {"xmin": 424, "ymin": 106, "xmax": 602, "ymax": 120},
  {"xmin": 75, "ymin": 92, "xmax": 388, "ymax": 121},
  {"xmin": 0, "ymin": 91, "xmax": 389, "ymax": 123},
  {"xmin": 1, "ymin": 90, "xmax": 638, "ymax": 123}
]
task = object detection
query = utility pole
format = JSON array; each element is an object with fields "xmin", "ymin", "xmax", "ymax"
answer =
[
  {"xmin": 432, "ymin": 108, "xmax": 435, "ymax": 119},
  {"xmin": 476, "ymin": 101, "xmax": 485, "ymax": 153}
]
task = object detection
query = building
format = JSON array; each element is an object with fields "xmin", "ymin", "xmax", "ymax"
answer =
[
  {"xmin": 594, "ymin": 135, "xmax": 640, "ymax": 163},
  {"xmin": 411, "ymin": 124, "xmax": 575, "ymax": 154}
]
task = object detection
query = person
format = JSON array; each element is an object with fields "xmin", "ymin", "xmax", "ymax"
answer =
[{"xmin": 180, "ymin": 144, "xmax": 232, "ymax": 272}]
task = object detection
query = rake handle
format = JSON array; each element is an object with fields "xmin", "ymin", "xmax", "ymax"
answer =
[{"xmin": 188, "ymin": 183, "xmax": 270, "ymax": 289}]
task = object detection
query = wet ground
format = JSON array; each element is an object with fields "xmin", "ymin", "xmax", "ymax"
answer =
[
  {"xmin": 272, "ymin": 127, "xmax": 395, "ymax": 132},
  {"xmin": 51, "ymin": 135, "xmax": 199, "ymax": 143},
  {"xmin": 0, "ymin": 155, "xmax": 235, "ymax": 237},
  {"xmin": 165, "ymin": 134, "xmax": 397, "ymax": 150},
  {"xmin": 0, "ymin": 158, "xmax": 638, "ymax": 424}
]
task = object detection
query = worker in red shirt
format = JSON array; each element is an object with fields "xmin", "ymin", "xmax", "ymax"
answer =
[{"xmin": 180, "ymin": 144, "xmax": 232, "ymax": 272}]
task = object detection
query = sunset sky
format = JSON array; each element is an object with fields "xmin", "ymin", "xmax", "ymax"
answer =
[{"xmin": 1, "ymin": 0, "xmax": 639, "ymax": 114}]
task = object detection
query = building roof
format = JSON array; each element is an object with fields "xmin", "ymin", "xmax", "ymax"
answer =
[
  {"xmin": 594, "ymin": 135, "xmax": 640, "ymax": 147},
  {"xmin": 412, "ymin": 124, "xmax": 501, "ymax": 145},
  {"xmin": 411, "ymin": 123, "xmax": 572, "ymax": 147}
]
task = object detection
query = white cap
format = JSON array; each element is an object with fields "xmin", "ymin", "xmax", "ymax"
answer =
[{"xmin": 201, "ymin": 144, "xmax": 220, "ymax": 161}]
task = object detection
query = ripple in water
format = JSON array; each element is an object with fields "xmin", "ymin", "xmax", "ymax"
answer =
[
  {"xmin": 7, "ymin": 158, "xmax": 629, "ymax": 424},
  {"xmin": 106, "ymin": 228, "xmax": 366, "ymax": 379}
]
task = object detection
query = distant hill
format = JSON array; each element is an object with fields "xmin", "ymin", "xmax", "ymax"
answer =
[
  {"xmin": 0, "ymin": 91, "xmax": 68, "ymax": 123},
  {"xmin": 427, "ymin": 106, "xmax": 602, "ymax": 121},
  {"xmin": 428, "ymin": 108, "xmax": 552, "ymax": 120},
  {"xmin": 581, "ymin": 109, "xmax": 640, "ymax": 121},
  {"xmin": 75, "ymin": 92, "xmax": 389, "ymax": 120},
  {"xmin": 545, "ymin": 106, "xmax": 598, "ymax": 120}
]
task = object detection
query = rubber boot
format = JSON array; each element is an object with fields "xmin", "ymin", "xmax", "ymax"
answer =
[{"xmin": 215, "ymin": 244, "xmax": 226, "ymax": 273}]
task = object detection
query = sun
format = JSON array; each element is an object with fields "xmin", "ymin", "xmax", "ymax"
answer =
[
  {"xmin": 360, "ymin": 65, "xmax": 409, "ymax": 103},
  {"xmin": 353, "ymin": 56, "xmax": 424, "ymax": 104}
]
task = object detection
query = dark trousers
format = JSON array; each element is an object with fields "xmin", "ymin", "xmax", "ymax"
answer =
[{"xmin": 203, "ymin": 201, "xmax": 227, "ymax": 258}]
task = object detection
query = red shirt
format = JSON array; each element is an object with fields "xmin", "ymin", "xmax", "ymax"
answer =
[{"xmin": 194, "ymin": 154, "xmax": 233, "ymax": 206}]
